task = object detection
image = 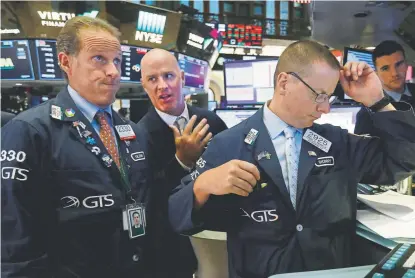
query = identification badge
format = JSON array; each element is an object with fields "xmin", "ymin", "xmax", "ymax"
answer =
[
  {"xmin": 123, "ymin": 203, "xmax": 146, "ymax": 239},
  {"xmin": 315, "ymin": 156, "xmax": 334, "ymax": 167},
  {"xmin": 131, "ymin": 151, "xmax": 145, "ymax": 161},
  {"xmin": 303, "ymin": 129, "xmax": 332, "ymax": 153},
  {"xmin": 115, "ymin": 125, "xmax": 136, "ymax": 140},
  {"xmin": 51, "ymin": 105, "xmax": 63, "ymax": 120},
  {"xmin": 244, "ymin": 128, "xmax": 259, "ymax": 145}
]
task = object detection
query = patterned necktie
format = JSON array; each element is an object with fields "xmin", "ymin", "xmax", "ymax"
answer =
[
  {"xmin": 174, "ymin": 116, "xmax": 188, "ymax": 135},
  {"xmin": 284, "ymin": 126, "xmax": 299, "ymax": 209},
  {"xmin": 95, "ymin": 110, "xmax": 120, "ymax": 168}
]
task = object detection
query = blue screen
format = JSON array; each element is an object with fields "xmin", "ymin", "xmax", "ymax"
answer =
[
  {"xmin": 178, "ymin": 53, "xmax": 208, "ymax": 90},
  {"xmin": 1, "ymin": 40, "xmax": 35, "ymax": 80},
  {"xmin": 345, "ymin": 49, "xmax": 375, "ymax": 70}
]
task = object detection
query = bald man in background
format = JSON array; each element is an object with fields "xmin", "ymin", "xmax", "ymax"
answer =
[{"xmin": 137, "ymin": 49, "xmax": 227, "ymax": 277}]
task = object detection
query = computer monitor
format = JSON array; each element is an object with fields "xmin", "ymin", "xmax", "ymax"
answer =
[
  {"xmin": 34, "ymin": 39, "xmax": 64, "ymax": 80},
  {"xmin": 208, "ymin": 101, "xmax": 217, "ymax": 111},
  {"xmin": 214, "ymin": 108, "xmax": 258, "ymax": 128},
  {"xmin": 314, "ymin": 105, "xmax": 361, "ymax": 133},
  {"xmin": 224, "ymin": 59, "xmax": 278, "ymax": 105},
  {"xmin": 343, "ymin": 47, "xmax": 375, "ymax": 70},
  {"xmin": 120, "ymin": 45, "xmax": 150, "ymax": 83},
  {"xmin": 177, "ymin": 53, "xmax": 208, "ymax": 90},
  {"xmin": 343, "ymin": 48, "xmax": 375, "ymax": 100},
  {"xmin": 1, "ymin": 40, "xmax": 35, "ymax": 80}
]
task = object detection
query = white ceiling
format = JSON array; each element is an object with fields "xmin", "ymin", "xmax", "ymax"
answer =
[{"xmin": 310, "ymin": 0, "xmax": 415, "ymax": 64}]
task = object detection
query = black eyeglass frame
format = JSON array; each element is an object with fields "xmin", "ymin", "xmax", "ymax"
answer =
[{"xmin": 286, "ymin": 72, "xmax": 337, "ymax": 104}]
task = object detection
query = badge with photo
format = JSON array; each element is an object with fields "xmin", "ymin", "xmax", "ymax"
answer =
[{"xmin": 127, "ymin": 204, "xmax": 146, "ymax": 239}]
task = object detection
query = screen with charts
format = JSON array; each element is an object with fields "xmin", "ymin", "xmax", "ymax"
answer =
[
  {"xmin": 343, "ymin": 48, "xmax": 375, "ymax": 70},
  {"xmin": 120, "ymin": 45, "xmax": 150, "ymax": 83},
  {"xmin": 224, "ymin": 59, "xmax": 278, "ymax": 105},
  {"xmin": 314, "ymin": 106, "xmax": 361, "ymax": 133},
  {"xmin": 215, "ymin": 108, "xmax": 258, "ymax": 128},
  {"xmin": 1, "ymin": 40, "xmax": 34, "ymax": 80},
  {"xmin": 178, "ymin": 53, "xmax": 208, "ymax": 90},
  {"xmin": 34, "ymin": 40, "xmax": 64, "ymax": 80}
]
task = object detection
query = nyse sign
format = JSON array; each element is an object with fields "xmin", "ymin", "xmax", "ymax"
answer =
[
  {"xmin": 135, "ymin": 11, "xmax": 166, "ymax": 45},
  {"xmin": 135, "ymin": 32, "xmax": 163, "ymax": 44}
]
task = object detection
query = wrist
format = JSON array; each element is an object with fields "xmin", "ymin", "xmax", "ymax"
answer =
[
  {"xmin": 366, "ymin": 95, "xmax": 391, "ymax": 113},
  {"xmin": 193, "ymin": 177, "xmax": 210, "ymax": 208},
  {"xmin": 176, "ymin": 152, "xmax": 193, "ymax": 168},
  {"xmin": 362, "ymin": 91, "xmax": 385, "ymax": 107}
]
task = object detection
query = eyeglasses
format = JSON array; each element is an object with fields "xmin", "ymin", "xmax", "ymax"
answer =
[{"xmin": 287, "ymin": 72, "xmax": 337, "ymax": 104}]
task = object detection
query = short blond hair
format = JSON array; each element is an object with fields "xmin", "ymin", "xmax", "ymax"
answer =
[{"xmin": 274, "ymin": 40, "xmax": 340, "ymax": 88}]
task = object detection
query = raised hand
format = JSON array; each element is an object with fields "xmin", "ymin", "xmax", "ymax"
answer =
[
  {"xmin": 170, "ymin": 115, "xmax": 212, "ymax": 168},
  {"xmin": 340, "ymin": 61, "xmax": 384, "ymax": 107}
]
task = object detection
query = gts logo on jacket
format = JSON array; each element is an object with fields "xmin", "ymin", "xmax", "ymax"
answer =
[
  {"xmin": 241, "ymin": 208, "xmax": 278, "ymax": 223},
  {"xmin": 61, "ymin": 194, "xmax": 115, "ymax": 209}
]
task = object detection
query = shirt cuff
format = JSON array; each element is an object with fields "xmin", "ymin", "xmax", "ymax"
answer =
[{"xmin": 175, "ymin": 154, "xmax": 193, "ymax": 172}]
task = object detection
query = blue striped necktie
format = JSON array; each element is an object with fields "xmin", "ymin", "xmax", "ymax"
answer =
[{"xmin": 284, "ymin": 126, "xmax": 299, "ymax": 209}]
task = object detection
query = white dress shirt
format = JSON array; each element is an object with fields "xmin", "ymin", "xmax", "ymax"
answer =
[{"xmin": 155, "ymin": 104, "xmax": 192, "ymax": 171}]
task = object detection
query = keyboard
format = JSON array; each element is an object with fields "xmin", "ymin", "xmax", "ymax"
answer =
[{"xmin": 365, "ymin": 243, "xmax": 415, "ymax": 278}]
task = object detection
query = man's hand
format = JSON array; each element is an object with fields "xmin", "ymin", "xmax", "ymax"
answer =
[
  {"xmin": 340, "ymin": 61, "xmax": 384, "ymax": 107},
  {"xmin": 193, "ymin": 160, "xmax": 260, "ymax": 208},
  {"xmin": 170, "ymin": 115, "xmax": 212, "ymax": 168}
]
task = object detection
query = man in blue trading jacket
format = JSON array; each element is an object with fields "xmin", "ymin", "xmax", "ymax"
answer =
[
  {"xmin": 168, "ymin": 40, "xmax": 415, "ymax": 277},
  {"xmin": 137, "ymin": 49, "xmax": 227, "ymax": 278},
  {"xmin": 355, "ymin": 40, "xmax": 415, "ymax": 135},
  {"xmin": 2, "ymin": 17, "xmax": 153, "ymax": 277}
]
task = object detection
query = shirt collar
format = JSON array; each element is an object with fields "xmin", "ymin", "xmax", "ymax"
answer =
[
  {"xmin": 384, "ymin": 84, "xmax": 411, "ymax": 102},
  {"xmin": 67, "ymin": 85, "xmax": 113, "ymax": 123},
  {"xmin": 263, "ymin": 101, "xmax": 302, "ymax": 139},
  {"xmin": 155, "ymin": 103, "xmax": 189, "ymax": 126}
]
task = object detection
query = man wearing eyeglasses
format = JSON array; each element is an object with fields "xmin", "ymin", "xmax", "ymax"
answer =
[{"xmin": 167, "ymin": 40, "xmax": 415, "ymax": 277}]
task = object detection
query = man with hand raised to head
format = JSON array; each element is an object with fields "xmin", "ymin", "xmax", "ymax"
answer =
[
  {"xmin": 137, "ymin": 48, "xmax": 227, "ymax": 278},
  {"xmin": 168, "ymin": 40, "xmax": 415, "ymax": 277}
]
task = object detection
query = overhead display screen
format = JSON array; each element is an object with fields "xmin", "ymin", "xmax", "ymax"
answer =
[
  {"xmin": 1, "ymin": 40, "xmax": 35, "ymax": 80},
  {"xmin": 178, "ymin": 53, "xmax": 208, "ymax": 90},
  {"xmin": 106, "ymin": 1, "xmax": 182, "ymax": 50},
  {"xmin": 224, "ymin": 24, "xmax": 262, "ymax": 48},
  {"xmin": 120, "ymin": 45, "xmax": 150, "ymax": 83},
  {"xmin": 34, "ymin": 39, "xmax": 63, "ymax": 80}
]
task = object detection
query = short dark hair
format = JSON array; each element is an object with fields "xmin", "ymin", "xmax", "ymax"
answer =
[
  {"xmin": 57, "ymin": 16, "xmax": 120, "ymax": 79},
  {"xmin": 372, "ymin": 40, "xmax": 405, "ymax": 67},
  {"xmin": 274, "ymin": 40, "xmax": 340, "ymax": 89}
]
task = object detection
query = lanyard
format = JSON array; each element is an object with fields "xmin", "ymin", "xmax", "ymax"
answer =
[{"xmin": 117, "ymin": 143, "xmax": 136, "ymax": 203}]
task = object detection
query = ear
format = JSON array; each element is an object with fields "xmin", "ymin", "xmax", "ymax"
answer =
[
  {"xmin": 58, "ymin": 52, "xmax": 72, "ymax": 77},
  {"xmin": 276, "ymin": 72, "xmax": 289, "ymax": 96},
  {"xmin": 181, "ymin": 70, "xmax": 185, "ymax": 87}
]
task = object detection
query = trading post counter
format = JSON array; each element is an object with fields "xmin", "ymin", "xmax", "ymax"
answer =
[{"xmin": 190, "ymin": 225, "xmax": 414, "ymax": 278}]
